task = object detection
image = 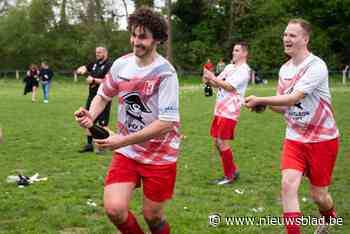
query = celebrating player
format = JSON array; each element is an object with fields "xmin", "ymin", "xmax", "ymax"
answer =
[
  {"xmin": 202, "ymin": 42, "xmax": 251, "ymax": 185},
  {"xmin": 245, "ymin": 19, "xmax": 339, "ymax": 234},
  {"xmin": 75, "ymin": 7, "xmax": 180, "ymax": 234}
]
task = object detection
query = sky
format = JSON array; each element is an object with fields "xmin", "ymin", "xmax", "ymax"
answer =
[{"xmin": 116, "ymin": 0, "xmax": 166, "ymax": 30}]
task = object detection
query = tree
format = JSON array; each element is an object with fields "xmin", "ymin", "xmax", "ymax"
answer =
[
  {"xmin": 0, "ymin": 0, "xmax": 13, "ymax": 15},
  {"xmin": 165, "ymin": 0, "xmax": 172, "ymax": 62}
]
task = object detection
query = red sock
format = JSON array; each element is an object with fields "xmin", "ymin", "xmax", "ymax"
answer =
[
  {"xmin": 283, "ymin": 212, "xmax": 302, "ymax": 234},
  {"xmin": 150, "ymin": 220, "xmax": 170, "ymax": 234},
  {"xmin": 320, "ymin": 207, "xmax": 336, "ymax": 223},
  {"xmin": 116, "ymin": 211, "xmax": 144, "ymax": 234},
  {"xmin": 220, "ymin": 149, "xmax": 237, "ymax": 177}
]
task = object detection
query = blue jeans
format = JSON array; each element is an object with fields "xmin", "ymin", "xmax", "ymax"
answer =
[{"xmin": 42, "ymin": 81, "xmax": 50, "ymax": 100}]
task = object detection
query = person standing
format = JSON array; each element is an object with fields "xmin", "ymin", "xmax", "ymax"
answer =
[
  {"xmin": 76, "ymin": 47, "xmax": 113, "ymax": 153},
  {"xmin": 215, "ymin": 58, "xmax": 226, "ymax": 75},
  {"xmin": 202, "ymin": 42, "xmax": 251, "ymax": 185},
  {"xmin": 39, "ymin": 61, "xmax": 54, "ymax": 103},
  {"xmin": 75, "ymin": 7, "xmax": 180, "ymax": 234},
  {"xmin": 245, "ymin": 19, "xmax": 339, "ymax": 234},
  {"xmin": 203, "ymin": 58, "xmax": 214, "ymax": 72},
  {"xmin": 203, "ymin": 58, "xmax": 215, "ymax": 97},
  {"xmin": 23, "ymin": 64, "xmax": 40, "ymax": 102}
]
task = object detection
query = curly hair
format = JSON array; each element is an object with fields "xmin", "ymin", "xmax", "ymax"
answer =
[{"xmin": 128, "ymin": 6, "xmax": 168, "ymax": 43}]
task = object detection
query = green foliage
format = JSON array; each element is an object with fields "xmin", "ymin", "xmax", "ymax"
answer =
[{"xmin": 0, "ymin": 0, "xmax": 349, "ymax": 73}]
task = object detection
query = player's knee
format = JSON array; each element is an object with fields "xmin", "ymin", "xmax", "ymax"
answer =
[
  {"xmin": 281, "ymin": 178, "xmax": 299, "ymax": 196},
  {"xmin": 309, "ymin": 189, "xmax": 328, "ymax": 205},
  {"xmin": 143, "ymin": 206, "xmax": 163, "ymax": 224},
  {"xmin": 104, "ymin": 201, "xmax": 128, "ymax": 223},
  {"xmin": 215, "ymin": 139, "xmax": 228, "ymax": 151}
]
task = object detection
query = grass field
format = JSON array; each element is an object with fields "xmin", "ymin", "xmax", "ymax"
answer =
[{"xmin": 0, "ymin": 77, "xmax": 349, "ymax": 234}]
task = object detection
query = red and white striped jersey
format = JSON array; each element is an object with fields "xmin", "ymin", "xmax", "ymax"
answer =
[
  {"xmin": 97, "ymin": 53, "xmax": 181, "ymax": 165},
  {"xmin": 214, "ymin": 63, "xmax": 251, "ymax": 120},
  {"xmin": 278, "ymin": 53, "xmax": 339, "ymax": 143}
]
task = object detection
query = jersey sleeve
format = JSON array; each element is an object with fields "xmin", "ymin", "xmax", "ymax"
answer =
[
  {"xmin": 293, "ymin": 61, "xmax": 328, "ymax": 95},
  {"xmin": 158, "ymin": 72, "xmax": 180, "ymax": 122}
]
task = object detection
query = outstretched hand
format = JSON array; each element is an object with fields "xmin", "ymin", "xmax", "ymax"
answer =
[
  {"xmin": 245, "ymin": 95, "xmax": 267, "ymax": 113},
  {"xmin": 245, "ymin": 95, "xmax": 258, "ymax": 108},
  {"xmin": 76, "ymin": 66, "xmax": 87, "ymax": 75}
]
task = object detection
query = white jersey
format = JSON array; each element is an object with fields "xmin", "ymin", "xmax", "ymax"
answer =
[
  {"xmin": 97, "ymin": 53, "xmax": 181, "ymax": 165},
  {"xmin": 214, "ymin": 63, "xmax": 251, "ymax": 120},
  {"xmin": 278, "ymin": 53, "xmax": 339, "ymax": 143}
]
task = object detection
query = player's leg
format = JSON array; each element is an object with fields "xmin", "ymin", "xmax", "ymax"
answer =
[
  {"xmin": 281, "ymin": 169, "xmax": 303, "ymax": 234},
  {"xmin": 280, "ymin": 139, "xmax": 307, "ymax": 234},
  {"xmin": 143, "ymin": 197, "xmax": 169, "ymax": 234},
  {"xmin": 310, "ymin": 185, "xmax": 336, "ymax": 218},
  {"xmin": 210, "ymin": 116, "xmax": 238, "ymax": 185},
  {"xmin": 307, "ymin": 138, "xmax": 339, "ymax": 233},
  {"xmin": 214, "ymin": 138, "xmax": 239, "ymax": 185},
  {"xmin": 141, "ymin": 163, "xmax": 176, "ymax": 234},
  {"xmin": 104, "ymin": 154, "xmax": 144, "ymax": 233},
  {"xmin": 310, "ymin": 186, "xmax": 336, "ymax": 234},
  {"xmin": 104, "ymin": 183, "xmax": 144, "ymax": 233}
]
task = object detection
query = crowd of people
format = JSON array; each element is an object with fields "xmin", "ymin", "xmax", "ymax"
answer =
[{"xmin": 15, "ymin": 6, "xmax": 342, "ymax": 234}]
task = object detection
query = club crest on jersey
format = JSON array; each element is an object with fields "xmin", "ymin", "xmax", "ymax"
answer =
[
  {"xmin": 123, "ymin": 92, "xmax": 151, "ymax": 132},
  {"xmin": 143, "ymin": 80, "xmax": 156, "ymax": 95}
]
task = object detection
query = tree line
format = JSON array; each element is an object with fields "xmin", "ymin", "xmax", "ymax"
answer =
[{"xmin": 0, "ymin": 0, "xmax": 349, "ymax": 76}]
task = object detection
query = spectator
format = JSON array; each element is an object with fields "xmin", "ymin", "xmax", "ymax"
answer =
[
  {"xmin": 215, "ymin": 58, "xmax": 226, "ymax": 75},
  {"xmin": 39, "ymin": 61, "xmax": 54, "ymax": 103},
  {"xmin": 23, "ymin": 64, "xmax": 40, "ymax": 102},
  {"xmin": 203, "ymin": 58, "xmax": 214, "ymax": 72}
]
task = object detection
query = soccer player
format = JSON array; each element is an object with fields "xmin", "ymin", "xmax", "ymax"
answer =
[
  {"xmin": 202, "ymin": 42, "xmax": 251, "ymax": 185},
  {"xmin": 245, "ymin": 19, "xmax": 339, "ymax": 234},
  {"xmin": 75, "ymin": 7, "xmax": 180, "ymax": 234},
  {"xmin": 76, "ymin": 47, "xmax": 112, "ymax": 153}
]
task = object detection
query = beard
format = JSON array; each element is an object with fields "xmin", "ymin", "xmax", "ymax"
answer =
[{"xmin": 133, "ymin": 43, "xmax": 156, "ymax": 58}]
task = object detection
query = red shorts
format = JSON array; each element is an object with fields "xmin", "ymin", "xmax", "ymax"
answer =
[
  {"xmin": 281, "ymin": 138, "xmax": 339, "ymax": 186},
  {"xmin": 210, "ymin": 116, "xmax": 237, "ymax": 140},
  {"xmin": 104, "ymin": 153, "xmax": 177, "ymax": 202}
]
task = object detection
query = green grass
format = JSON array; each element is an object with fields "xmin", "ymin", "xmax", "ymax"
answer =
[{"xmin": 0, "ymin": 78, "xmax": 349, "ymax": 234}]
